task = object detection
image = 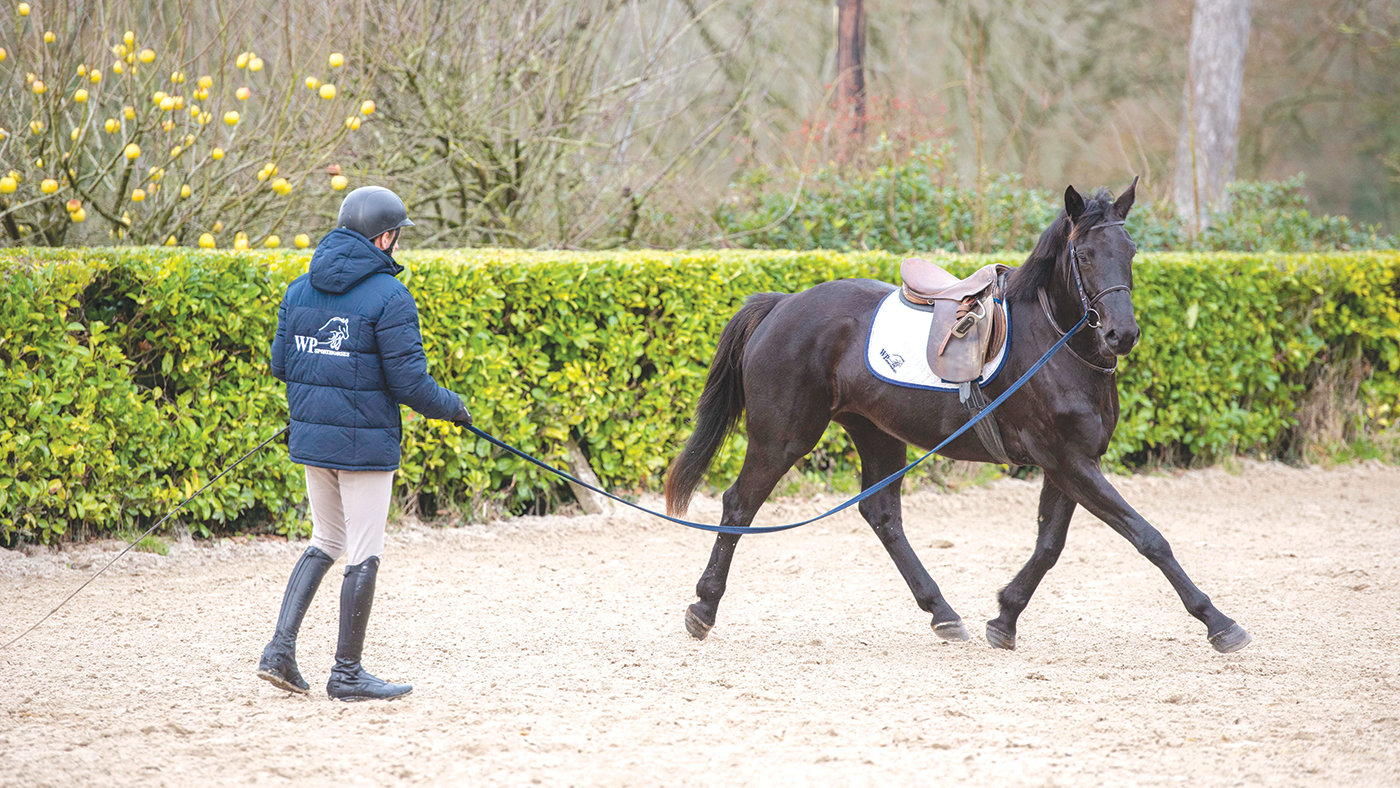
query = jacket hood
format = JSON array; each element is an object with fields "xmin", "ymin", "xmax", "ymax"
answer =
[{"xmin": 308, "ymin": 228, "xmax": 403, "ymax": 294}]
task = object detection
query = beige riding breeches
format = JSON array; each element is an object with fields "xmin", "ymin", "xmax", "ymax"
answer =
[{"xmin": 304, "ymin": 466, "xmax": 396, "ymax": 566}]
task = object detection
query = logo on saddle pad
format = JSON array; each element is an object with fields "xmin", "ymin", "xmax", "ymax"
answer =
[
  {"xmin": 294, "ymin": 317, "xmax": 352, "ymax": 357},
  {"xmin": 879, "ymin": 349, "xmax": 905, "ymax": 372}
]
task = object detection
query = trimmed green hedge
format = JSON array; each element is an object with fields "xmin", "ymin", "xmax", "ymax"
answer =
[{"xmin": 3, "ymin": 248, "xmax": 1398, "ymax": 542}]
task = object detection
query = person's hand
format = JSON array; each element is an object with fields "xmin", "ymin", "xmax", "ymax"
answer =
[{"xmin": 453, "ymin": 407, "xmax": 473, "ymax": 428}]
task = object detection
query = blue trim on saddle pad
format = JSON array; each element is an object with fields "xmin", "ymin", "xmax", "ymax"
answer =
[{"xmin": 862, "ymin": 288, "xmax": 1010, "ymax": 392}]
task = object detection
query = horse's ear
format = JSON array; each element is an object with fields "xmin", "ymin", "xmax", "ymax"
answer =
[
  {"xmin": 1113, "ymin": 175, "xmax": 1139, "ymax": 218},
  {"xmin": 1064, "ymin": 185, "xmax": 1085, "ymax": 222}
]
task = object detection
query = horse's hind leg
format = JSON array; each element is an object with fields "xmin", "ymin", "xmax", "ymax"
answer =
[
  {"xmin": 686, "ymin": 416, "xmax": 828, "ymax": 640},
  {"xmin": 843, "ymin": 415, "xmax": 969, "ymax": 642},
  {"xmin": 985, "ymin": 477, "xmax": 1076, "ymax": 650}
]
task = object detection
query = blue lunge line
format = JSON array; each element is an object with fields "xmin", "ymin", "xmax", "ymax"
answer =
[{"xmin": 468, "ymin": 313, "xmax": 1086, "ymax": 535}]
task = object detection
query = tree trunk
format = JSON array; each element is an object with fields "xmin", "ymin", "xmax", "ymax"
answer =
[
  {"xmin": 836, "ymin": 0, "xmax": 867, "ymax": 142},
  {"xmin": 1173, "ymin": 0, "xmax": 1253, "ymax": 232}
]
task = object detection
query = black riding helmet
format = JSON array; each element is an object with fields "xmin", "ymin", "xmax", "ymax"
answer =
[{"xmin": 336, "ymin": 186, "xmax": 414, "ymax": 244}]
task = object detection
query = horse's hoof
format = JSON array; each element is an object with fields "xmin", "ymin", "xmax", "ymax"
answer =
[
  {"xmin": 685, "ymin": 605, "xmax": 713, "ymax": 640},
  {"xmin": 932, "ymin": 619, "xmax": 970, "ymax": 642},
  {"xmin": 1208, "ymin": 623, "xmax": 1252, "ymax": 654},
  {"xmin": 985, "ymin": 622, "xmax": 1016, "ymax": 650}
]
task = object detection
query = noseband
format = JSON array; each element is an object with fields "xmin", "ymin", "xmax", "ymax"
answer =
[{"xmin": 1038, "ymin": 219, "xmax": 1131, "ymax": 375}]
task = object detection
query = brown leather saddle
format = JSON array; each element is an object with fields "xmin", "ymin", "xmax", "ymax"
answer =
[{"xmin": 900, "ymin": 258, "xmax": 1010, "ymax": 384}]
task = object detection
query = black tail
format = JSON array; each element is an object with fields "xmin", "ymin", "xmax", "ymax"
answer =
[{"xmin": 665, "ymin": 292, "xmax": 785, "ymax": 516}]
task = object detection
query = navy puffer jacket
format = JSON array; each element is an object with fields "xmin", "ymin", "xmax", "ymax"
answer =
[{"xmin": 270, "ymin": 228, "xmax": 465, "ymax": 471}]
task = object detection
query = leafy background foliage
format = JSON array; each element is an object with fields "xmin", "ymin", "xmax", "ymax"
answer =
[{"xmin": 2, "ymin": 248, "xmax": 1398, "ymax": 543}]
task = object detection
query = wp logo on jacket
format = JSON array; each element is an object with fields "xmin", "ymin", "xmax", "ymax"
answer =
[{"xmin": 294, "ymin": 317, "xmax": 352, "ymax": 357}]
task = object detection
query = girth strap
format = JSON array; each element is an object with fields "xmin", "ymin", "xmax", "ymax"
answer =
[
  {"xmin": 956, "ymin": 270, "xmax": 1015, "ymax": 466},
  {"xmin": 959, "ymin": 381, "xmax": 1013, "ymax": 465}
]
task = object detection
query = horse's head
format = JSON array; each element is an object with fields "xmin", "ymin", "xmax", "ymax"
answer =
[{"xmin": 1064, "ymin": 177, "xmax": 1139, "ymax": 358}]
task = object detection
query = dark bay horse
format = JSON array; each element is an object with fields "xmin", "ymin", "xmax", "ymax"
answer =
[{"xmin": 664, "ymin": 180, "xmax": 1252, "ymax": 654}]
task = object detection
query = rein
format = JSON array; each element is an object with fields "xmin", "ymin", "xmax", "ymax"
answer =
[
  {"xmin": 466, "ymin": 308, "xmax": 1090, "ymax": 536},
  {"xmin": 1038, "ymin": 219, "xmax": 1130, "ymax": 375}
]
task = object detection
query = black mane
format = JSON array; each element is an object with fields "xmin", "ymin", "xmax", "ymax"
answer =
[{"xmin": 1004, "ymin": 188, "xmax": 1117, "ymax": 303}]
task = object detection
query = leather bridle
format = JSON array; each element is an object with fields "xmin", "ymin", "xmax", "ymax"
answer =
[{"xmin": 1037, "ymin": 219, "xmax": 1132, "ymax": 375}]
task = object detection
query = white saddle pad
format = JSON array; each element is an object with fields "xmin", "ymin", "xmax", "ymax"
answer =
[{"xmin": 864, "ymin": 289, "xmax": 1010, "ymax": 391}]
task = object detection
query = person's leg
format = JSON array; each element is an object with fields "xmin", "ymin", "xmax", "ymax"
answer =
[
  {"xmin": 257, "ymin": 466, "xmax": 344, "ymax": 693},
  {"xmin": 306, "ymin": 466, "xmax": 349, "ymax": 561},
  {"xmin": 326, "ymin": 471, "xmax": 410, "ymax": 701}
]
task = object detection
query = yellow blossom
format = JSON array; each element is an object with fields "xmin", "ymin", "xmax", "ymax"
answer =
[
  {"xmin": 345, "ymin": 116, "xmax": 361, "ymax": 130},
  {"xmin": 114, "ymin": 44, "xmax": 128, "ymax": 57},
  {"xmin": 66, "ymin": 198, "xmax": 81, "ymax": 211},
  {"xmin": 331, "ymin": 175, "xmax": 348, "ymax": 190},
  {"xmin": 160, "ymin": 96, "xmax": 175, "ymax": 111},
  {"xmin": 32, "ymin": 80, "xmax": 45, "ymax": 94},
  {"xmin": 41, "ymin": 179, "xmax": 58, "ymax": 194},
  {"xmin": 224, "ymin": 110, "xmax": 239, "ymax": 125},
  {"xmin": 44, "ymin": 30, "xmax": 55, "ymax": 43},
  {"xmin": 124, "ymin": 106, "xmax": 135, "ymax": 119},
  {"xmin": 165, "ymin": 235, "xmax": 178, "ymax": 246},
  {"xmin": 171, "ymin": 71, "xmax": 185, "ymax": 84},
  {"xmin": 318, "ymin": 83, "xmax": 336, "ymax": 100},
  {"xmin": 1, "ymin": 47, "xmax": 7, "ymax": 62},
  {"xmin": 152, "ymin": 91, "xmax": 167, "ymax": 104},
  {"xmin": 211, "ymin": 147, "xmax": 224, "ymax": 160},
  {"xmin": 74, "ymin": 88, "xmax": 89, "ymax": 103},
  {"xmin": 104, "ymin": 118, "xmax": 119, "ymax": 134},
  {"xmin": 113, "ymin": 61, "xmax": 124, "ymax": 74},
  {"xmin": 329, "ymin": 52, "xmax": 344, "ymax": 68},
  {"xmin": 161, "ymin": 119, "xmax": 174, "ymax": 132},
  {"xmin": 199, "ymin": 112, "xmax": 212, "ymax": 124},
  {"xmin": 148, "ymin": 166, "xmax": 164, "ymax": 181},
  {"xmin": 199, "ymin": 233, "xmax": 215, "ymax": 248},
  {"xmin": 70, "ymin": 207, "xmax": 86, "ymax": 222},
  {"xmin": 249, "ymin": 57, "xmax": 264, "ymax": 72},
  {"xmin": 194, "ymin": 87, "xmax": 208, "ymax": 101},
  {"xmin": 236, "ymin": 86, "xmax": 250, "ymax": 100},
  {"xmin": 234, "ymin": 233, "xmax": 249, "ymax": 250},
  {"xmin": 295, "ymin": 233, "xmax": 310, "ymax": 248},
  {"xmin": 89, "ymin": 70, "xmax": 101, "ymax": 83},
  {"xmin": 180, "ymin": 184, "xmax": 191, "ymax": 198},
  {"xmin": 236, "ymin": 52, "xmax": 250, "ymax": 69},
  {"xmin": 264, "ymin": 235, "xmax": 280, "ymax": 248},
  {"xmin": 139, "ymin": 49, "xmax": 155, "ymax": 63},
  {"xmin": 361, "ymin": 100, "xmax": 376, "ymax": 115},
  {"xmin": 18, "ymin": 2, "xmax": 30, "ymax": 15},
  {"xmin": 212, "ymin": 220, "xmax": 223, "ymax": 233},
  {"xmin": 198, "ymin": 75, "xmax": 212, "ymax": 89},
  {"xmin": 30, "ymin": 119, "xmax": 43, "ymax": 134},
  {"xmin": 171, "ymin": 145, "xmax": 182, "ymax": 157},
  {"xmin": 77, "ymin": 64, "xmax": 86, "ymax": 76},
  {"xmin": 131, "ymin": 188, "xmax": 146, "ymax": 202},
  {"xmin": 124, "ymin": 143, "xmax": 140, "ymax": 160},
  {"xmin": 70, "ymin": 128, "xmax": 80, "ymax": 141},
  {"xmin": 0, "ymin": 176, "xmax": 15, "ymax": 194},
  {"xmin": 124, "ymin": 31, "xmax": 134, "ymax": 45},
  {"xmin": 271, "ymin": 177, "xmax": 291, "ymax": 195},
  {"xmin": 185, "ymin": 134, "xmax": 195, "ymax": 145},
  {"xmin": 305, "ymin": 76, "xmax": 320, "ymax": 90}
]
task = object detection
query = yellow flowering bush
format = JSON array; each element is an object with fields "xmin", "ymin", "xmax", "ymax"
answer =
[{"xmin": 0, "ymin": 15, "xmax": 375, "ymax": 248}]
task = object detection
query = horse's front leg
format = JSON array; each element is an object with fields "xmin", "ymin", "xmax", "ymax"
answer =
[
  {"xmin": 1049, "ymin": 459, "xmax": 1251, "ymax": 653},
  {"xmin": 986, "ymin": 477, "xmax": 1076, "ymax": 650}
]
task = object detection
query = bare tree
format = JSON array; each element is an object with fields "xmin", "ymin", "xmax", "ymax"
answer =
[
  {"xmin": 1173, "ymin": 0, "xmax": 1253, "ymax": 232},
  {"xmin": 835, "ymin": 0, "xmax": 866, "ymax": 142}
]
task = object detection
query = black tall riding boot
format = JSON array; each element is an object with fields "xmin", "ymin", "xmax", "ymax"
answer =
[
  {"xmin": 326, "ymin": 556, "xmax": 413, "ymax": 702},
  {"xmin": 257, "ymin": 545, "xmax": 335, "ymax": 694}
]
